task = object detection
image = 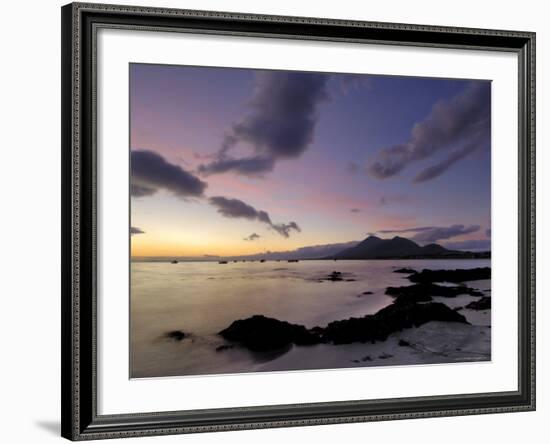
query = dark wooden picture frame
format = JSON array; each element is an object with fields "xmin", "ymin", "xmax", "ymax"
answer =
[{"xmin": 61, "ymin": 2, "xmax": 535, "ymax": 440}]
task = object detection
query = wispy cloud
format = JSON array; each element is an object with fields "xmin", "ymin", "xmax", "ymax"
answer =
[
  {"xmin": 209, "ymin": 196, "xmax": 301, "ymax": 238},
  {"xmin": 131, "ymin": 150, "xmax": 207, "ymax": 198},
  {"xmin": 244, "ymin": 233, "xmax": 261, "ymax": 241},
  {"xmin": 350, "ymin": 208, "xmax": 362, "ymax": 213},
  {"xmin": 367, "ymin": 82, "xmax": 490, "ymax": 182},
  {"xmin": 199, "ymin": 71, "xmax": 329, "ymax": 176},
  {"xmin": 443, "ymin": 239, "xmax": 491, "ymax": 251},
  {"xmin": 378, "ymin": 224, "xmax": 480, "ymax": 243}
]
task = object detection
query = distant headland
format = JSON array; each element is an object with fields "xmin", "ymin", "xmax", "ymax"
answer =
[{"xmin": 330, "ymin": 235, "xmax": 490, "ymax": 260}]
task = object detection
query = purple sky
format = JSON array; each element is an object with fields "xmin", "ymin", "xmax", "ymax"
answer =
[{"xmin": 129, "ymin": 63, "xmax": 491, "ymax": 257}]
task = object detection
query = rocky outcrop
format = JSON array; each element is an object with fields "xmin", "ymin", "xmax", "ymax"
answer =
[
  {"xmin": 320, "ymin": 271, "xmax": 356, "ymax": 282},
  {"xmin": 165, "ymin": 330, "xmax": 186, "ymax": 341},
  {"xmin": 218, "ymin": 302, "xmax": 467, "ymax": 351},
  {"xmin": 385, "ymin": 282, "xmax": 483, "ymax": 304},
  {"xmin": 394, "ymin": 268, "xmax": 417, "ymax": 274},
  {"xmin": 407, "ymin": 267, "xmax": 491, "ymax": 283},
  {"xmin": 320, "ymin": 302, "xmax": 467, "ymax": 345},
  {"xmin": 218, "ymin": 315, "xmax": 321, "ymax": 351},
  {"xmin": 466, "ymin": 296, "xmax": 491, "ymax": 310}
]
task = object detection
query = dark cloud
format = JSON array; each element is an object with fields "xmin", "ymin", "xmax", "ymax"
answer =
[
  {"xmin": 131, "ymin": 150, "xmax": 207, "ymax": 198},
  {"xmin": 379, "ymin": 224, "xmax": 480, "ymax": 243},
  {"xmin": 368, "ymin": 82, "xmax": 490, "ymax": 182},
  {"xmin": 244, "ymin": 233, "xmax": 261, "ymax": 241},
  {"xmin": 199, "ymin": 71, "xmax": 329, "ymax": 176},
  {"xmin": 379, "ymin": 195, "xmax": 410, "ymax": 206},
  {"xmin": 199, "ymin": 155, "xmax": 275, "ymax": 177},
  {"xmin": 209, "ymin": 196, "xmax": 301, "ymax": 238},
  {"xmin": 413, "ymin": 138, "xmax": 483, "ymax": 183},
  {"xmin": 130, "ymin": 226, "xmax": 145, "ymax": 235},
  {"xmin": 350, "ymin": 208, "xmax": 361, "ymax": 213},
  {"xmin": 209, "ymin": 196, "xmax": 269, "ymax": 221},
  {"xmin": 130, "ymin": 184, "xmax": 156, "ymax": 197},
  {"xmin": 443, "ymin": 239, "xmax": 491, "ymax": 251},
  {"xmin": 412, "ymin": 225, "xmax": 480, "ymax": 243},
  {"xmin": 271, "ymin": 222, "xmax": 301, "ymax": 238}
]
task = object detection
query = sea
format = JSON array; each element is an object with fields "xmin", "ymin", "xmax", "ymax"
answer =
[{"xmin": 130, "ymin": 258, "xmax": 491, "ymax": 378}]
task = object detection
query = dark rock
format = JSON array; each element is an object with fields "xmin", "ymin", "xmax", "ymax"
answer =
[
  {"xmin": 398, "ymin": 339, "xmax": 411, "ymax": 347},
  {"xmin": 408, "ymin": 267, "xmax": 491, "ymax": 284},
  {"xmin": 394, "ymin": 268, "xmax": 416, "ymax": 274},
  {"xmin": 218, "ymin": 315, "xmax": 321, "ymax": 351},
  {"xmin": 321, "ymin": 271, "xmax": 354, "ymax": 282},
  {"xmin": 310, "ymin": 326, "xmax": 324, "ymax": 336},
  {"xmin": 453, "ymin": 306, "xmax": 464, "ymax": 311},
  {"xmin": 361, "ymin": 355, "xmax": 373, "ymax": 362},
  {"xmin": 378, "ymin": 353, "xmax": 393, "ymax": 359},
  {"xmin": 466, "ymin": 296, "xmax": 491, "ymax": 310},
  {"xmin": 385, "ymin": 283, "xmax": 483, "ymax": 303},
  {"xmin": 362, "ymin": 291, "xmax": 374, "ymax": 295},
  {"xmin": 219, "ymin": 302, "xmax": 468, "ymax": 351},
  {"xmin": 215, "ymin": 344, "xmax": 235, "ymax": 352},
  {"xmin": 165, "ymin": 330, "xmax": 186, "ymax": 341},
  {"xmin": 320, "ymin": 302, "xmax": 468, "ymax": 345}
]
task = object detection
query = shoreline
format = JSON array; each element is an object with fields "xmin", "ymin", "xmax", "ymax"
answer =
[{"xmin": 131, "ymin": 256, "xmax": 491, "ymax": 263}]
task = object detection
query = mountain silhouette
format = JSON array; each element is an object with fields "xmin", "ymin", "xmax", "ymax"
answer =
[{"xmin": 332, "ymin": 235, "xmax": 483, "ymax": 259}]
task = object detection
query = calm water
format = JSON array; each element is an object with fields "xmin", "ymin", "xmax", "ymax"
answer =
[{"xmin": 130, "ymin": 259, "xmax": 490, "ymax": 378}]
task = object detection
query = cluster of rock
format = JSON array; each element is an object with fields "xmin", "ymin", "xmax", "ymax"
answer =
[
  {"xmin": 405, "ymin": 267, "xmax": 491, "ymax": 284},
  {"xmin": 319, "ymin": 301, "xmax": 467, "ymax": 345},
  {"xmin": 217, "ymin": 302, "xmax": 468, "ymax": 352},
  {"xmin": 385, "ymin": 282, "xmax": 483, "ymax": 304},
  {"xmin": 320, "ymin": 271, "xmax": 356, "ymax": 282},
  {"xmin": 466, "ymin": 296, "xmax": 491, "ymax": 310}
]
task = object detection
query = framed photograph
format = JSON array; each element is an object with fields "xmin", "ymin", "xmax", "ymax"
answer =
[{"xmin": 61, "ymin": 2, "xmax": 536, "ymax": 440}]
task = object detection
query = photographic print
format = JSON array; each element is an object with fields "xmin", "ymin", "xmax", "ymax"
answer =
[{"xmin": 129, "ymin": 64, "xmax": 492, "ymax": 378}]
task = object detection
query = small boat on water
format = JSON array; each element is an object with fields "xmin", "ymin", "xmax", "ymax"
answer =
[
  {"xmin": 260, "ymin": 259, "xmax": 265, "ymax": 263},
  {"xmin": 170, "ymin": 260, "xmax": 178, "ymax": 264},
  {"xmin": 218, "ymin": 260, "xmax": 228, "ymax": 264},
  {"xmin": 287, "ymin": 259, "xmax": 299, "ymax": 263}
]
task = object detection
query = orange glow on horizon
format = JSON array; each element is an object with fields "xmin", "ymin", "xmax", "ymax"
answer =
[{"xmin": 130, "ymin": 235, "xmax": 312, "ymax": 258}]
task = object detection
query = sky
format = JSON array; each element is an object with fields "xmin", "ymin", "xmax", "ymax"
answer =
[{"xmin": 129, "ymin": 63, "xmax": 491, "ymax": 257}]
